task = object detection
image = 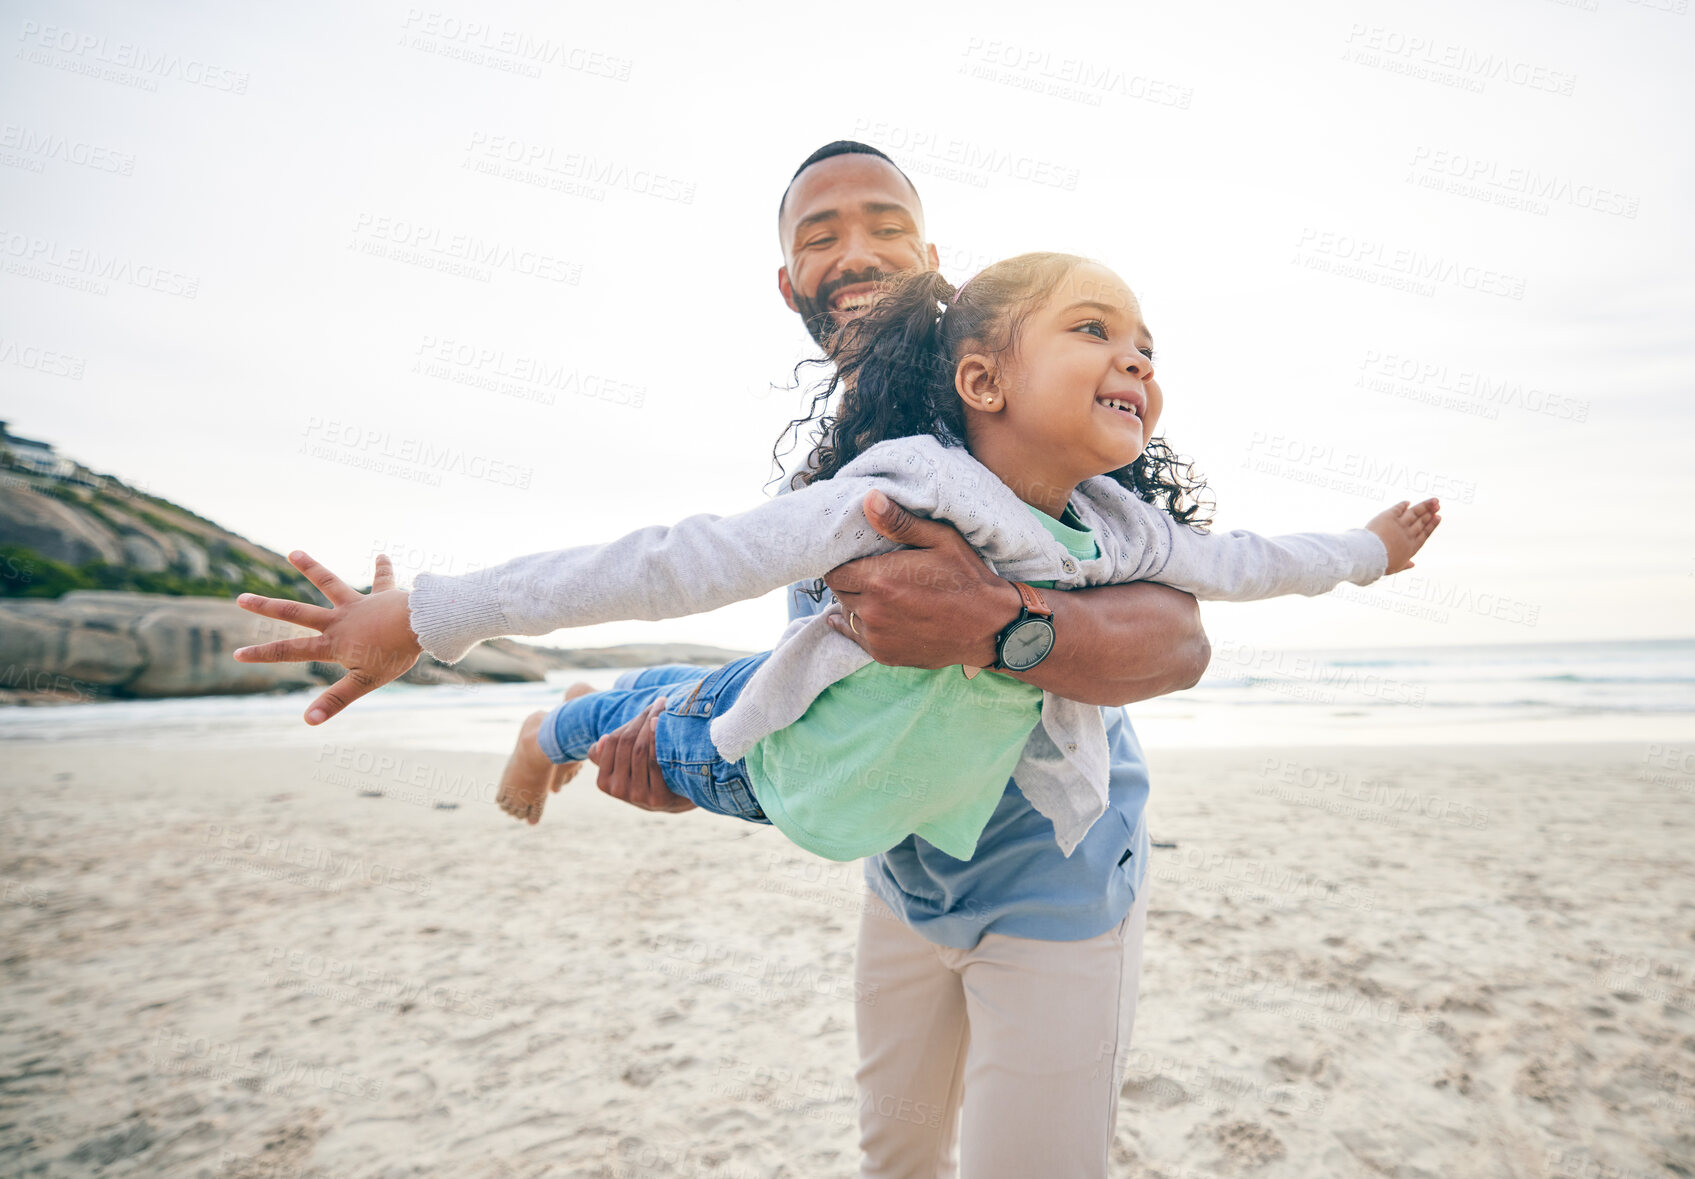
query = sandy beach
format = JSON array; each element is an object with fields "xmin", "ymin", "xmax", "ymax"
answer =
[{"xmin": 2, "ymin": 732, "xmax": 1691, "ymax": 1178}]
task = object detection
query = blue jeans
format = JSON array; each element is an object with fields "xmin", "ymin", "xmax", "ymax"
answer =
[{"xmin": 537, "ymin": 655, "xmax": 773, "ymax": 824}]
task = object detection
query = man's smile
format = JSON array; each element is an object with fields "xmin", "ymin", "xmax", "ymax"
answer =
[{"xmin": 828, "ymin": 282, "xmax": 882, "ymax": 314}]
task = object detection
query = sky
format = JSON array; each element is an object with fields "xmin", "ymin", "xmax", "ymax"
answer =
[{"xmin": 3, "ymin": 0, "xmax": 1691, "ymax": 657}]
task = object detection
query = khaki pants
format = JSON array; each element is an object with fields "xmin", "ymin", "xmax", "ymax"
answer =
[{"xmin": 854, "ymin": 885, "xmax": 1150, "ymax": 1178}]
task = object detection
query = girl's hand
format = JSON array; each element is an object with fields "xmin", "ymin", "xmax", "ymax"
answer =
[
  {"xmin": 1365, "ymin": 498, "xmax": 1442, "ymax": 576},
  {"xmin": 232, "ymin": 550, "xmax": 423, "ymax": 725}
]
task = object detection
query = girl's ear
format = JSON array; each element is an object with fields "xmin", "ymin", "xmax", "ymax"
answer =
[{"xmin": 955, "ymin": 353, "xmax": 1004, "ymax": 413}]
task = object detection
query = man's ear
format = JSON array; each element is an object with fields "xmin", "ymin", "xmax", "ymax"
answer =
[
  {"xmin": 778, "ymin": 266, "xmax": 799, "ymax": 313},
  {"xmin": 926, "ymin": 242, "xmax": 940, "ymax": 271},
  {"xmin": 954, "ymin": 354, "xmax": 1003, "ymax": 413}
]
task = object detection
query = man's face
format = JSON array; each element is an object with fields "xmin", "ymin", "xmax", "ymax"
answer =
[{"xmin": 777, "ymin": 154, "xmax": 940, "ymax": 348}]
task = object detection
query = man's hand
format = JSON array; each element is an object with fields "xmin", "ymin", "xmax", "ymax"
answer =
[
  {"xmin": 826, "ymin": 489, "xmax": 1210, "ymax": 707},
  {"xmin": 822, "ymin": 489, "xmax": 1021, "ymax": 669},
  {"xmin": 232, "ymin": 550, "xmax": 422, "ymax": 725},
  {"xmin": 586, "ymin": 696, "xmax": 696, "ymax": 813}
]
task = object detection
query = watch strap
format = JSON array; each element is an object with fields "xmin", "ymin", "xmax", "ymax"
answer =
[
  {"xmin": 987, "ymin": 582, "xmax": 1054, "ymax": 672},
  {"xmin": 1012, "ymin": 581, "xmax": 1052, "ymax": 619}
]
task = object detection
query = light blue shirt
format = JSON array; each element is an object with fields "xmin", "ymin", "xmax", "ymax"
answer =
[{"xmin": 786, "ymin": 582, "xmax": 1150, "ymax": 949}]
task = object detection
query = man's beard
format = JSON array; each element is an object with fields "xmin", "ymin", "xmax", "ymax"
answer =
[{"xmin": 792, "ymin": 268, "xmax": 892, "ymax": 350}]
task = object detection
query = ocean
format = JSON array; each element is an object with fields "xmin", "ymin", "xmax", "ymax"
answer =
[{"xmin": 2, "ymin": 638, "xmax": 1690, "ymax": 753}]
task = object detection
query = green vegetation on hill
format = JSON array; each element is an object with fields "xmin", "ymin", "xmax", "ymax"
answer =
[
  {"xmin": 4, "ymin": 455, "xmax": 322, "ymax": 603},
  {"xmin": 0, "ymin": 542, "xmax": 319, "ymax": 602}
]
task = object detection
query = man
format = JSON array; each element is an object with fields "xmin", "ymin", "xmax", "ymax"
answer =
[{"xmin": 588, "ymin": 141, "xmax": 1211, "ymax": 1179}]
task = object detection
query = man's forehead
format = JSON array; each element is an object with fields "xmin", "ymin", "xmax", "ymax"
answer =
[{"xmin": 780, "ymin": 154, "xmax": 923, "ymax": 234}]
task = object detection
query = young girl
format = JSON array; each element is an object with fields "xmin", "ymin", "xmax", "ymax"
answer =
[{"xmin": 234, "ymin": 253, "xmax": 1439, "ymax": 861}]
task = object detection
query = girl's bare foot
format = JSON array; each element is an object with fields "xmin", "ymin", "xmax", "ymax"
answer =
[{"xmin": 496, "ymin": 683, "xmax": 597, "ymax": 826}]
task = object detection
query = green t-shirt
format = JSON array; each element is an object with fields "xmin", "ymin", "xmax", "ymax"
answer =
[{"xmin": 743, "ymin": 501, "xmax": 1100, "ymax": 861}]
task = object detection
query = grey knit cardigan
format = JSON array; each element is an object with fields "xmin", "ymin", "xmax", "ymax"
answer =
[{"xmin": 409, "ymin": 435, "xmax": 1387, "ymax": 855}]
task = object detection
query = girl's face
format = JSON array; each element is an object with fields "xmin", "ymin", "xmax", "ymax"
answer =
[{"xmin": 978, "ymin": 262, "xmax": 1162, "ymax": 481}]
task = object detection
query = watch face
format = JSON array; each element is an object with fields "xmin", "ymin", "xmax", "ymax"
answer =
[{"xmin": 1001, "ymin": 618, "xmax": 1056, "ymax": 671}]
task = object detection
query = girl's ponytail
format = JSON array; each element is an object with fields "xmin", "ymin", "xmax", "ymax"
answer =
[{"xmin": 774, "ymin": 267, "xmax": 963, "ymax": 489}]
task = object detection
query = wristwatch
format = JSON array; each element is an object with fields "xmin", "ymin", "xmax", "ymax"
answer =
[{"xmin": 962, "ymin": 582, "xmax": 1055, "ymax": 679}]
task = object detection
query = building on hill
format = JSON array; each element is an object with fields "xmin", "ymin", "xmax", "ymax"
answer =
[
  {"xmin": 0, "ymin": 421, "xmax": 75, "ymax": 480},
  {"xmin": 0, "ymin": 422, "xmax": 104, "ymax": 488}
]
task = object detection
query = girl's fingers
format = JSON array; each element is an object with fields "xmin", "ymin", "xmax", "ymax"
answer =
[
  {"xmin": 233, "ymin": 635, "xmax": 334, "ymax": 664},
  {"xmin": 235, "ymin": 593, "xmax": 334, "ymax": 630},
  {"xmin": 371, "ymin": 553, "xmax": 396, "ymax": 594},
  {"xmin": 289, "ymin": 550, "xmax": 362, "ymax": 607},
  {"xmin": 305, "ymin": 667, "xmax": 380, "ymax": 725}
]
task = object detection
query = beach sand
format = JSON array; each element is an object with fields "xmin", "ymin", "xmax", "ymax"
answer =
[{"xmin": 1, "ymin": 736, "xmax": 1690, "ymax": 1178}]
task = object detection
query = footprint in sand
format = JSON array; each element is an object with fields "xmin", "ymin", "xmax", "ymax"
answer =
[
  {"xmin": 1214, "ymin": 1120, "xmax": 1287, "ymax": 1167},
  {"xmin": 1120, "ymin": 1073, "xmax": 1189, "ymax": 1108}
]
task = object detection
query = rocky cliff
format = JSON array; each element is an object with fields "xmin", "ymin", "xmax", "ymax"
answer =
[{"xmin": 0, "ymin": 468, "xmax": 320, "ymax": 602}]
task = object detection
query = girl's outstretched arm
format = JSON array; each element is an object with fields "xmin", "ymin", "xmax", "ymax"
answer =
[
  {"xmin": 228, "ymin": 439, "xmax": 957, "ymax": 724},
  {"xmin": 232, "ymin": 551, "xmax": 422, "ymax": 725}
]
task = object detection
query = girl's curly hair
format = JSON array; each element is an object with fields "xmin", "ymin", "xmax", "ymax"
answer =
[{"xmin": 771, "ymin": 251, "xmax": 1213, "ymax": 530}]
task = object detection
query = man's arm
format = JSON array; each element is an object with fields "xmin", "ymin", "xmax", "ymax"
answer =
[
  {"xmin": 1004, "ymin": 581, "xmax": 1209, "ymax": 705},
  {"xmin": 822, "ymin": 492, "xmax": 1210, "ymax": 707},
  {"xmin": 584, "ymin": 490, "xmax": 1211, "ymax": 806}
]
